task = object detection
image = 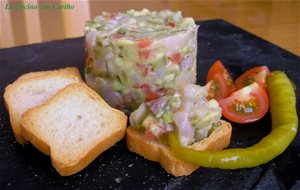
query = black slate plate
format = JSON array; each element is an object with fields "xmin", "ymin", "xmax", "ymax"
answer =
[{"xmin": 0, "ymin": 20, "xmax": 299, "ymax": 190}]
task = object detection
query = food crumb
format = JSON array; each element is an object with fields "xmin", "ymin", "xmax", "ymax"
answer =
[
  {"xmin": 128, "ymin": 163, "xmax": 134, "ymax": 167},
  {"xmin": 114, "ymin": 177, "xmax": 122, "ymax": 183}
]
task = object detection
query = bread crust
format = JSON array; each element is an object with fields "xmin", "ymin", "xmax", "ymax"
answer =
[
  {"xmin": 126, "ymin": 120, "xmax": 232, "ymax": 176},
  {"xmin": 16, "ymin": 67, "xmax": 81, "ymax": 81},
  {"xmin": 3, "ymin": 67, "xmax": 82, "ymax": 144}
]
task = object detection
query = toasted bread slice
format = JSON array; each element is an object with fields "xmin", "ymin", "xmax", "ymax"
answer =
[
  {"xmin": 16, "ymin": 67, "xmax": 81, "ymax": 81},
  {"xmin": 20, "ymin": 83, "xmax": 127, "ymax": 176},
  {"xmin": 3, "ymin": 67, "xmax": 82, "ymax": 144},
  {"xmin": 126, "ymin": 120, "xmax": 232, "ymax": 176}
]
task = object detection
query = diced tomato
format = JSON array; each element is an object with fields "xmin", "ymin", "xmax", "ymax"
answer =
[
  {"xmin": 166, "ymin": 22, "xmax": 176, "ymax": 27},
  {"xmin": 141, "ymin": 84, "xmax": 160, "ymax": 101},
  {"xmin": 111, "ymin": 33, "xmax": 124, "ymax": 39},
  {"xmin": 206, "ymin": 73, "xmax": 229, "ymax": 101},
  {"xmin": 219, "ymin": 82, "xmax": 269, "ymax": 123},
  {"xmin": 136, "ymin": 63, "xmax": 149, "ymax": 76},
  {"xmin": 235, "ymin": 66, "xmax": 270, "ymax": 90},
  {"xmin": 207, "ymin": 60, "xmax": 236, "ymax": 95},
  {"xmin": 139, "ymin": 50, "xmax": 150, "ymax": 59},
  {"xmin": 170, "ymin": 53, "xmax": 181, "ymax": 64},
  {"xmin": 137, "ymin": 39, "xmax": 152, "ymax": 48},
  {"xmin": 103, "ymin": 13, "xmax": 116, "ymax": 20}
]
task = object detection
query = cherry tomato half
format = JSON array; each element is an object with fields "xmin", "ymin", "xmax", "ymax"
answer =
[
  {"xmin": 219, "ymin": 82, "xmax": 269, "ymax": 123},
  {"xmin": 207, "ymin": 60, "xmax": 236, "ymax": 95},
  {"xmin": 235, "ymin": 66, "xmax": 270, "ymax": 90},
  {"xmin": 206, "ymin": 73, "xmax": 229, "ymax": 101}
]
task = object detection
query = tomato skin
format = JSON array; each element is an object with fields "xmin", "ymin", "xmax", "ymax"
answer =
[
  {"xmin": 170, "ymin": 53, "xmax": 181, "ymax": 64},
  {"xmin": 219, "ymin": 82, "xmax": 269, "ymax": 124},
  {"xmin": 166, "ymin": 22, "xmax": 176, "ymax": 27},
  {"xmin": 206, "ymin": 73, "xmax": 229, "ymax": 101},
  {"xmin": 235, "ymin": 66, "xmax": 270, "ymax": 90},
  {"xmin": 207, "ymin": 60, "xmax": 236, "ymax": 95},
  {"xmin": 136, "ymin": 63, "xmax": 149, "ymax": 76},
  {"xmin": 141, "ymin": 84, "xmax": 160, "ymax": 101},
  {"xmin": 111, "ymin": 33, "xmax": 124, "ymax": 39},
  {"xmin": 137, "ymin": 39, "xmax": 152, "ymax": 48},
  {"xmin": 137, "ymin": 39, "xmax": 152, "ymax": 59},
  {"xmin": 139, "ymin": 50, "xmax": 150, "ymax": 59}
]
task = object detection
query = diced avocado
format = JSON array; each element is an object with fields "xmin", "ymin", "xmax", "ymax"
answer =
[
  {"xmin": 141, "ymin": 114, "xmax": 156, "ymax": 128},
  {"xmin": 154, "ymin": 78, "xmax": 163, "ymax": 85},
  {"xmin": 84, "ymin": 67, "xmax": 91, "ymax": 75},
  {"xmin": 113, "ymin": 56, "xmax": 124, "ymax": 67},
  {"xmin": 182, "ymin": 45, "xmax": 192, "ymax": 55},
  {"xmin": 163, "ymin": 73, "xmax": 175, "ymax": 83},
  {"xmin": 168, "ymin": 96, "xmax": 181, "ymax": 107},
  {"xmin": 85, "ymin": 20, "xmax": 102, "ymax": 34},
  {"xmin": 194, "ymin": 112, "xmax": 219, "ymax": 129},
  {"xmin": 117, "ymin": 70, "xmax": 130, "ymax": 85},
  {"xmin": 115, "ymin": 39, "xmax": 139, "ymax": 61},
  {"xmin": 177, "ymin": 17, "xmax": 195, "ymax": 27},
  {"xmin": 212, "ymin": 121, "xmax": 222, "ymax": 128},
  {"xmin": 93, "ymin": 45, "xmax": 101, "ymax": 58},
  {"xmin": 124, "ymin": 47, "xmax": 139, "ymax": 61},
  {"xmin": 93, "ymin": 45, "xmax": 111, "ymax": 59},
  {"xmin": 96, "ymin": 36, "xmax": 103, "ymax": 46},
  {"xmin": 116, "ymin": 39, "xmax": 135, "ymax": 46},
  {"xmin": 165, "ymin": 64, "xmax": 180, "ymax": 75},
  {"xmin": 112, "ymin": 78, "xmax": 124, "ymax": 92},
  {"xmin": 131, "ymin": 90, "xmax": 145, "ymax": 110},
  {"xmin": 156, "ymin": 110, "xmax": 164, "ymax": 119},
  {"xmin": 148, "ymin": 52, "xmax": 166, "ymax": 70},
  {"xmin": 135, "ymin": 90, "xmax": 144, "ymax": 101},
  {"xmin": 163, "ymin": 110, "xmax": 173, "ymax": 124}
]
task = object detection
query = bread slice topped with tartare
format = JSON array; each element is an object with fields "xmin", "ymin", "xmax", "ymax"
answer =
[
  {"xmin": 3, "ymin": 67, "xmax": 82, "ymax": 144},
  {"xmin": 127, "ymin": 84, "xmax": 232, "ymax": 176},
  {"xmin": 20, "ymin": 83, "xmax": 127, "ymax": 176}
]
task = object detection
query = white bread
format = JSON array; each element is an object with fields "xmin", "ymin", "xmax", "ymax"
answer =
[
  {"xmin": 20, "ymin": 83, "xmax": 128, "ymax": 176},
  {"xmin": 16, "ymin": 67, "xmax": 81, "ymax": 81},
  {"xmin": 126, "ymin": 120, "xmax": 232, "ymax": 176},
  {"xmin": 3, "ymin": 67, "xmax": 82, "ymax": 144}
]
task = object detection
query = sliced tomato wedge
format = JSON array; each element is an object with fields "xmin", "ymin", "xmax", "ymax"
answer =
[
  {"xmin": 206, "ymin": 73, "xmax": 229, "ymax": 101},
  {"xmin": 207, "ymin": 60, "xmax": 236, "ymax": 95},
  {"xmin": 235, "ymin": 66, "xmax": 270, "ymax": 90},
  {"xmin": 219, "ymin": 82, "xmax": 269, "ymax": 123}
]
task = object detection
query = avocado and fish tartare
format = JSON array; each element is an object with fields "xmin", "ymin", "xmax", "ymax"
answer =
[
  {"xmin": 85, "ymin": 9, "xmax": 198, "ymax": 112},
  {"xmin": 130, "ymin": 84, "xmax": 222, "ymax": 145}
]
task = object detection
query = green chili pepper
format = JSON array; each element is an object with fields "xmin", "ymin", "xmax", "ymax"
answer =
[{"xmin": 167, "ymin": 71, "xmax": 298, "ymax": 169}]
